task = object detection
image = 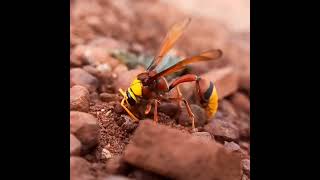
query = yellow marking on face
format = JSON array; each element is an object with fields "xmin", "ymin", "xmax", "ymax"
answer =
[{"xmin": 206, "ymin": 87, "xmax": 218, "ymax": 118}]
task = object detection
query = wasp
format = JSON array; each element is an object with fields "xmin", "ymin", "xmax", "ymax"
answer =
[{"xmin": 119, "ymin": 18, "xmax": 222, "ymax": 130}]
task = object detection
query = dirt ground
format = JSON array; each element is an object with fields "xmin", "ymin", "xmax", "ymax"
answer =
[{"xmin": 70, "ymin": 0, "xmax": 250, "ymax": 179}]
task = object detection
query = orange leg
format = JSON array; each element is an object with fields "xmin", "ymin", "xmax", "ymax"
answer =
[
  {"xmin": 168, "ymin": 97, "xmax": 196, "ymax": 130},
  {"xmin": 153, "ymin": 99, "xmax": 160, "ymax": 125},
  {"xmin": 145, "ymin": 101, "xmax": 152, "ymax": 115},
  {"xmin": 120, "ymin": 98, "xmax": 139, "ymax": 122},
  {"xmin": 182, "ymin": 99, "xmax": 196, "ymax": 130},
  {"xmin": 175, "ymin": 85, "xmax": 183, "ymax": 109}
]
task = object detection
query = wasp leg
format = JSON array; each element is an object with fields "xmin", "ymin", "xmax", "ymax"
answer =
[
  {"xmin": 175, "ymin": 85, "xmax": 183, "ymax": 109},
  {"xmin": 182, "ymin": 99, "xmax": 196, "ymax": 130},
  {"xmin": 145, "ymin": 101, "xmax": 152, "ymax": 115},
  {"xmin": 120, "ymin": 98, "xmax": 139, "ymax": 122},
  {"xmin": 153, "ymin": 99, "xmax": 160, "ymax": 125},
  {"xmin": 167, "ymin": 97, "xmax": 196, "ymax": 130}
]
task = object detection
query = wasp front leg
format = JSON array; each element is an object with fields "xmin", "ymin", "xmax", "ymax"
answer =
[{"xmin": 119, "ymin": 88, "xmax": 140, "ymax": 122}]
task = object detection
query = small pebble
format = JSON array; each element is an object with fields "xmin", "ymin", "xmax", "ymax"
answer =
[{"xmin": 102, "ymin": 148, "xmax": 112, "ymax": 160}]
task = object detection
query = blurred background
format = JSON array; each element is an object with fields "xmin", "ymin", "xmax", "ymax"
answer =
[{"xmin": 71, "ymin": 0, "xmax": 250, "ymax": 80}]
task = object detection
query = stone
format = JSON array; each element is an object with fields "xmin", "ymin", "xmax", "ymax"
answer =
[
  {"xmin": 70, "ymin": 156, "xmax": 94, "ymax": 180},
  {"xmin": 205, "ymin": 119, "xmax": 240, "ymax": 142},
  {"xmin": 100, "ymin": 92, "xmax": 117, "ymax": 102},
  {"xmin": 224, "ymin": 141, "xmax": 241, "ymax": 152},
  {"xmin": 192, "ymin": 132, "xmax": 214, "ymax": 142},
  {"xmin": 105, "ymin": 155, "xmax": 130, "ymax": 175},
  {"xmin": 70, "ymin": 111, "xmax": 99, "ymax": 151},
  {"xmin": 230, "ymin": 92, "xmax": 250, "ymax": 113},
  {"xmin": 70, "ymin": 134, "xmax": 82, "ymax": 156},
  {"xmin": 70, "ymin": 68, "xmax": 99, "ymax": 92},
  {"xmin": 123, "ymin": 120, "xmax": 241, "ymax": 180},
  {"xmin": 70, "ymin": 85, "xmax": 90, "ymax": 112},
  {"xmin": 241, "ymin": 159, "xmax": 250, "ymax": 177}
]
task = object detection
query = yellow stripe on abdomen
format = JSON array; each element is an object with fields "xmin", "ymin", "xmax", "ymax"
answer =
[{"xmin": 206, "ymin": 86, "xmax": 218, "ymax": 118}]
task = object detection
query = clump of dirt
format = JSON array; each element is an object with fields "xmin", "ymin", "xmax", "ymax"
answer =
[
  {"xmin": 90, "ymin": 102, "xmax": 131, "ymax": 157},
  {"xmin": 89, "ymin": 100, "xmax": 194, "ymax": 160}
]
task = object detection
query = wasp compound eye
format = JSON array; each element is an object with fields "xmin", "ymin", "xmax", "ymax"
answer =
[{"xmin": 126, "ymin": 90, "xmax": 136, "ymax": 106}]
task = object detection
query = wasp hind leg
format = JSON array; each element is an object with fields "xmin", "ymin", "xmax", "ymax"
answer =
[
  {"xmin": 153, "ymin": 99, "xmax": 160, "ymax": 125},
  {"xmin": 167, "ymin": 96, "xmax": 196, "ymax": 131}
]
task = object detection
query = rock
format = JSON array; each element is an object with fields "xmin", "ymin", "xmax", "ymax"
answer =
[
  {"xmin": 158, "ymin": 102, "xmax": 179, "ymax": 117},
  {"xmin": 90, "ymin": 91, "xmax": 100, "ymax": 103},
  {"xmin": 130, "ymin": 169, "xmax": 167, "ymax": 180},
  {"xmin": 105, "ymin": 155, "xmax": 130, "ymax": 175},
  {"xmin": 96, "ymin": 63, "xmax": 112, "ymax": 74},
  {"xmin": 102, "ymin": 175, "xmax": 132, "ymax": 180},
  {"xmin": 70, "ymin": 156, "xmax": 94, "ymax": 180},
  {"xmin": 113, "ymin": 64, "xmax": 128, "ymax": 77},
  {"xmin": 224, "ymin": 141, "xmax": 241, "ymax": 152},
  {"xmin": 100, "ymin": 92, "xmax": 117, "ymax": 102},
  {"xmin": 70, "ymin": 45, "xmax": 87, "ymax": 67},
  {"xmin": 70, "ymin": 111, "xmax": 99, "ymax": 152},
  {"xmin": 230, "ymin": 92, "xmax": 250, "ymax": 113},
  {"xmin": 241, "ymin": 159, "xmax": 250, "ymax": 177},
  {"xmin": 88, "ymin": 37, "xmax": 124, "ymax": 52},
  {"xmin": 130, "ymin": 43, "xmax": 144, "ymax": 54},
  {"xmin": 240, "ymin": 142, "xmax": 250, "ymax": 153},
  {"xmin": 70, "ymin": 85, "xmax": 90, "ymax": 112},
  {"xmin": 83, "ymin": 65, "xmax": 100, "ymax": 77},
  {"xmin": 239, "ymin": 73, "xmax": 250, "ymax": 95},
  {"xmin": 70, "ymin": 68, "xmax": 99, "ymax": 92},
  {"xmin": 242, "ymin": 174, "xmax": 249, "ymax": 180},
  {"xmin": 192, "ymin": 132, "xmax": 214, "ymax": 142},
  {"xmin": 178, "ymin": 104, "xmax": 207, "ymax": 127},
  {"xmin": 238, "ymin": 120, "xmax": 250, "ymax": 141},
  {"xmin": 205, "ymin": 119, "xmax": 240, "ymax": 142},
  {"xmin": 113, "ymin": 68, "xmax": 144, "ymax": 91},
  {"xmin": 83, "ymin": 38, "xmax": 123, "ymax": 66},
  {"xmin": 219, "ymin": 100, "xmax": 238, "ymax": 118},
  {"xmin": 107, "ymin": 57, "xmax": 121, "ymax": 70},
  {"xmin": 123, "ymin": 120, "xmax": 241, "ymax": 180},
  {"xmin": 70, "ymin": 134, "xmax": 82, "ymax": 156}
]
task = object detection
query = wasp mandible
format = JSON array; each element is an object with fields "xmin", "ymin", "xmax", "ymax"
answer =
[{"xmin": 119, "ymin": 18, "xmax": 222, "ymax": 130}]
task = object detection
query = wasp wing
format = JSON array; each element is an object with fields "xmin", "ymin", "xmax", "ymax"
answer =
[
  {"xmin": 149, "ymin": 49, "xmax": 222, "ymax": 80},
  {"xmin": 147, "ymin": 18, "xmax": 191, "ymax": 71}
]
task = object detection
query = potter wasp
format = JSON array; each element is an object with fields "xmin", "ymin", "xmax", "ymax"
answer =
[{"xmin": 119, "ymin": 18, "xmax": 222, "ymax": 130}]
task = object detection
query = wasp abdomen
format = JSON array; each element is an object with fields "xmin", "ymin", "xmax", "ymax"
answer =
[{"xmin": 197, "ymin": 78, "xmax": 218, "ymax": 118}]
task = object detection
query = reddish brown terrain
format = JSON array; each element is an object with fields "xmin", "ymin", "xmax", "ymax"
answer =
[{"xmin": 70, "ymin": 0, "xmax": 250, "ymax": 179}]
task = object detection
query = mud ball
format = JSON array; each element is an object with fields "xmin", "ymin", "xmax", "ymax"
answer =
[
  {"xmin": 178, "ymin": 104, "xmax": 207, "ymax": 127},
  {"xmin": 158, "ymin": 102, "xmax": 180, "ymax": 118}
]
